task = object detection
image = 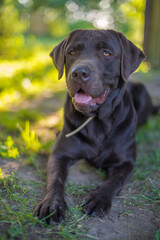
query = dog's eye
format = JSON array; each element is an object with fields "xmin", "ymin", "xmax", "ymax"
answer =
[
  {"xmin": 69, "ymin": 50, "xmax": 76, "ymax": 55},
  {"xmin": 104, "ymin": 50, "xmax": 110, "ymax": 57}
]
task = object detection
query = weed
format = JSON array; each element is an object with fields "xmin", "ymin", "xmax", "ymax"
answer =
[
  {"xmin": 0, "ymin": 136, "xmax": 19, "ymax": 159},
  {"xmin": 16, "ymin": 121, "xmax": 41, "ymax": 166},
  {"xmin": 18, "ymin": 121, "xmax": 41, "ymax": 153}
]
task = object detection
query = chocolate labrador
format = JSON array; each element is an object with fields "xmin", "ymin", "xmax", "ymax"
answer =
[{"xmin": 34, "ymin": 29, "xmax": 159, "ymax": 223}]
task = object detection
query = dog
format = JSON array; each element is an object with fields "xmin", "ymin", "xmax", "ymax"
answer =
[{"xmin": 34, "ymin": 29, "xmax": 159, "ymax": 223}]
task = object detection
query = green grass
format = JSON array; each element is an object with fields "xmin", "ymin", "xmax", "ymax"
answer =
[
  {"xmin": 136, "ymin": 117, "xmax": 160, "ymax": 145},
  {"xmin": 0, "ymin": 173, "xmax": 97, "ymax": 240},
  {"xmin": 0, "ymin": 173, "xmax": 44, "ymax": 239},
  {"xmin": 123, "ymin": 113, "xmax": 160, "ymax": 211},
  {"xmin": 124, "ymin": 178, "xmax": 160, "ymax": 209},
  {"xmin": 134, "ymin": 113, "xmax": 160, "ymax": 178},
  {"xmin": 66, "ymin": 182, "xmax": 97, "ymax": 198}
]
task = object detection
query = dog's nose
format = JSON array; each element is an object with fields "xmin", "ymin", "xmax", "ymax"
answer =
[{"xmin": 71, "ymin": 66, "xmax": 91, "ymax": 82}]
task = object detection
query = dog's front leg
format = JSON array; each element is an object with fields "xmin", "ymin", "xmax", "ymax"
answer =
[
  {"xmin": 82, "ymin": 161, "xmax": 134, "ymax": 217},
  {"xmin": 34, "ymin": 154, "xmax": 69, "ymax": 223}
]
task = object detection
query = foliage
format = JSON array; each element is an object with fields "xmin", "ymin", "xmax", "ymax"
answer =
[
  {"xmin": 17, "ymin": 121, "xmax": 41, "ymax": 166},
  {"xmin": 19, "ymin": 121, "xmax": 41, "ymax": 153},
  {"xmin": 119, "ymin": 0, "xmax": 145, "ymax": 45},
  {"xmin": 0, "ymin": 136, "xmax": 19, "ymax": 159},
  {"xmin": 0, "ymin": 0, "xmax": 27, "ymax": 58},
  {"xmin": 0, "ymin": 36, "xmax": 65, "ymax": 165},
  {"xmin": 0, "ymin": 0, "xmax": 146, "ymax": 59}
]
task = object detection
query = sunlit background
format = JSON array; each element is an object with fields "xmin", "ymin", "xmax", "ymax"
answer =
[{"xmin": 0, "ymin": 0, "xmax": 146, "ymax": 109}]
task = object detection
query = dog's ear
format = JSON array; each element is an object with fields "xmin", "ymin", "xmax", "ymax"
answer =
[
  {"xmin": 115, "ymin": 31, "xmax": 145, "ymax": 82},
  {"xmin": 50, "ymin": 39, "xmax": 67, "ymax": 80},
  {"xmin": 50, "ymin": 30, "xmax": 81, "ymax": 80}
]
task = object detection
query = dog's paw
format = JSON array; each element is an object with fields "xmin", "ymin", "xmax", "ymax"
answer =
[
  {"xmin": 34, "ymin": 195, "xmax": 67, "ymax": 224},
  {"xmin": 82, "ymin": 190, "xmax": 112, "ymax": 217}
]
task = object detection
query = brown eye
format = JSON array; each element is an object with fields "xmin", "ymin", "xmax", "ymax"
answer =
[
  {"xmin": 104, "ymin": 50, "xmax": 110, "ymax": 57},
  {"xmin": 70, "ymin": 50, "xmax": 76, "ymax": 55}
]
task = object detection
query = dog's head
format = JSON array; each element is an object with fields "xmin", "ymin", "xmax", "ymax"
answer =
[{"xmin": 50, "ymin": 29, "xmax": 145, "ymax": 114}]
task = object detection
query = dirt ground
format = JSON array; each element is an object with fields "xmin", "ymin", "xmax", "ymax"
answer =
[
  {"xmin": 68, "ymin": 161, "xmax": 159, "ymax": 240},
  {"xmin": 0, "ymin": 73, "xmax": 160, "ymax": 240}
]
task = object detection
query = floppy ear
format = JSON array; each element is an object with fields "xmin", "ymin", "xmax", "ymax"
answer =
[
  {"xmin": 116, "ymin": 32, "xmax": 145, "ymax": 82},
  {"xmin": 50, "ymin": 30, "xmax": 82, "ymax": 79},
  {"xmin": 50, "ymin": 39, "xmax": 66, "ymax": 80}
]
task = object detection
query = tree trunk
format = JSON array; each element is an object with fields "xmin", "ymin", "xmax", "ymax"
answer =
[{"xmin": 143, "ymin": 0, "xmax": 160, "ymax": 68}]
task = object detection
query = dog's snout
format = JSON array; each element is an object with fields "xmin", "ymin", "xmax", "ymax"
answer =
[{"xmin": 71, "ymin": 66, "xmax": 91, "ymax": 82}]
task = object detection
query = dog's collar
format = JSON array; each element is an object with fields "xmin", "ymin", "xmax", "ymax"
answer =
[{"xmin": 65, "ymin": 116, "xmax": 95, "ymax": 138}]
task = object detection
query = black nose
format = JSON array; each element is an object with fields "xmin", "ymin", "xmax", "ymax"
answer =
[{"xmin": 71, "ymin": 66, "xmax": 91, "ymax": 82}]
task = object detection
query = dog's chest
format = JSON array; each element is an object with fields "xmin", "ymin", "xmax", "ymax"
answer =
[
  {"xmin": 81, "ymin": 118, "xmax": 113, "ymax": 160},
  {"xmin": 86, "ymin": 118, "xmax": 111, "ymax": 141}
]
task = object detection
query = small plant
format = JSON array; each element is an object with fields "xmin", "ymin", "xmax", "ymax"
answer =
[
  {"xmin": 17, "ymin": 121, "xmax": 41, "ymax": 166},
  {"xmin": 0, "ymin": 136, "xmax": 19, "ymax": 159},
  {"xmin": 18, "ymin": 121, "xmax": 41, "ymax": 154},
  {"xmin": 0, "ymin": 168, "xmax": 3, "ymax": 178}
]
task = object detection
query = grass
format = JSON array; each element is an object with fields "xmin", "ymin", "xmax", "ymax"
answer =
[
  {"xmin": 124, "ymin": 178, "xmax": 160, "ymax": 209},
  {"xmin": 0, "ymin": 173, "xmax": 97, "ymax": 240},
  {"xmin": 0, "ymin": 173, "xmax": 43, "ymax": 239},
  {"xmin": 123, "ymin": 114, "xmax": 160, "ymax": 213},
  {"xmin": 135, "ymin": 114, "xmax": 160, "ymax": 179}
]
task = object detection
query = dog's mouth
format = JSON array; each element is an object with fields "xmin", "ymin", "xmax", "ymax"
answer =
[{"xmin": 73, "ymin": 88, "xmax": 110, "ymax": 106}]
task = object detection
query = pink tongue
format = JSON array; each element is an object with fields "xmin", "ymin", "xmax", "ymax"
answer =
[{"xmin": 74, "ymin": 93, "xmax": 92, "ymax": 104}]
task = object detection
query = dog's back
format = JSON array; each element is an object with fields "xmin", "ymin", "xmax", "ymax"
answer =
[{"xmin": 128, "ymin": 82, "xmax": 160, "ymax": 127}]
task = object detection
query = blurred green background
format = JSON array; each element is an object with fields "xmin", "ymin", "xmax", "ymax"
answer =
[{"xmin": 0, "ymin": 0, "xmax": 146, "ymax": 110}]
